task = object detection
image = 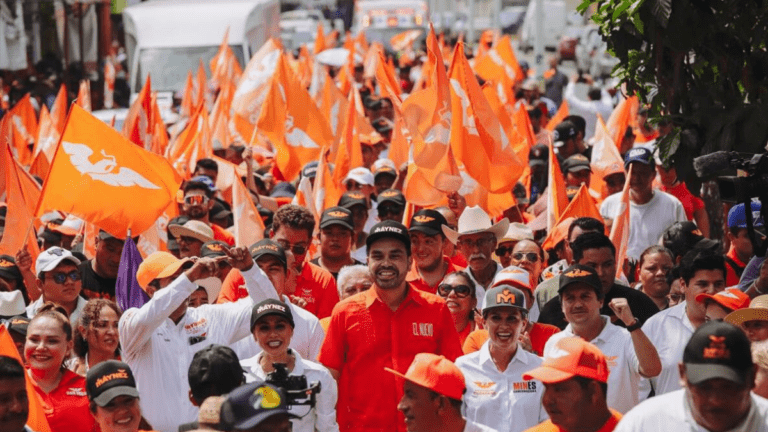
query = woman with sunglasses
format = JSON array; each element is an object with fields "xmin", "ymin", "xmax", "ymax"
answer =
[
  {"xmin": 27, "ymin": 247, "xmax": 88, "ymax": 325},
  {"xmin": 69, "ymin": 299, "xmax": 122, "ymax": 375},
  {"xmin": 26, "ymin": 303, "xmax": 97, "ymax": 432},
  {"xmin": 509, "ymin": 240, "xmax": 544, "ymax": 321},
  {"xmin": 437, "ymin": 271, "xmax": 479, "ymax": 347}
]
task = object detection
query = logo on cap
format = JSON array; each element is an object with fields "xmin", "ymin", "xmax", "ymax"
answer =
[
  {"xmin": 0, "ymin": 258, "xmax": 13, "ymax": 267},
  {"xmin": 95, "ymin": 369, "xmax": 130, "ymax": 388},
  {"xmin": 48, "ymin": 248, "xmax": 64, "ymax": 256},
  {"xmin": 573, "ymin": 154, "xmax": 588, "ymax": 162},
  {"xmin": 328, "ymin": 211, "xmax": 348, "ymax": 218},
  {"xmin": 10, "ymin": 318, "xmax": 26, "ymax": 325},
  {"xmin": 413, "ymin": 215, "xmax": 435, "ymax": 223},
  {"xmin": 628, "ymin": 148, "xmax": 645, "ymax": 158},
  {"xmin": 375, "ymin": 226, "xmax": 403, "ymax": 234},
  {"xmin": 253, "ymin": 386, "xmax": 281, "ymax": 409},
  {"xmin": 703, "ymin": 335, "xmax": 730, "ymax": 360},
  {"xmin": 347, "ymin": 192, "xmax": 365, "ymax": 199},
  {"xmin": 46, "ymin": 222, "xmax": 59, "ymax": 231},
  {"xmin": 691, "ymin": 229, "xmax": 703, "ymax": 236},
  {"xmin": 252, "ymin": 244, "xmax": 279, "ymax": 254},
  {"xmin": 564, "ymin": 269, "xmax": 591, "ymax": 278},
  {"xmin": 496, "ymin": 288, "xmax": 516, "ymax": 304},
  {"xmin": 256, "ymin": 303, "xmax": 286, "ymax": 314},
  {"xmin": 207, "ymin": 244, "xmax": 225, "ymax": 252},
  {"xmin": 381, "ymin": 190, "xmax": 400, "ymax": 197}
]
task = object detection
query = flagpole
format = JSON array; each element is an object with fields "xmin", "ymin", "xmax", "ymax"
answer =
[{"xmin": 21, "ymin": 219, "xmax": 35, "ymax": 248}]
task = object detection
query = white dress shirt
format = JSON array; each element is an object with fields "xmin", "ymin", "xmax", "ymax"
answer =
[
  {"xmin": 119, "ymin": 265, "xmax": 275, "ymax": 432},
  {"xmin": 544, "ymin": 316, "xmax": 642, "ymax": 414},
  {"xmin": 241, "ymin": 350, "xmax": 339, "ymax": 432},
  {"xmin": 464, "ymin": 419, "xmax": 499, "ymax": 432},
  {"xmin": 456, "ymin": 341, "xmax": 547, "ymax": 432},
  {"xmin": 639, "ymin": 302, "xmax": 694, "ymax": 397}
]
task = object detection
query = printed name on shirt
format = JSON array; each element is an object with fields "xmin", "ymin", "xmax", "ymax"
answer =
[
  {"xmin": 412, "ymin": 323, "xmax": 434, "ymax": 337},
  {"xmin": 301, "ymin": 289, "xmax": 316, "ymax": 302},
  {"xmin": 184, "ymin": 318, "xmax": 208, "ymax": 333},
  {"xmin": 66, "ymin": 387, "xmax": 87, "ymax": 397},
  {"xmin": 95, "ymin": 369, "xmax": 129, "ymax": 388},
  {"xmin": 512, "ymin": 381, "xmax": 537, "ymax": 393}
]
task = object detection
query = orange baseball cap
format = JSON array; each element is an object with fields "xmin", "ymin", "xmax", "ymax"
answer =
[
  {"xmin": 385, "ymin": 353, "xmax": 466, "ymax": 400},
  {"xmin": 136, "ymin": 252, "xmax": 191, "ymax": 290},
  {"xmin": 523, "ymin": 337, "xmax": 609, "ymax": 384},
  {"xmin": 696, "ymin": 287, "xmax": 750, "ymax": 312}
]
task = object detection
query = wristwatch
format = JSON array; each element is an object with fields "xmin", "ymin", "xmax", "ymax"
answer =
[{"xmin": 626, "ymin": 318, "xmax": 642, "ymax": 332}]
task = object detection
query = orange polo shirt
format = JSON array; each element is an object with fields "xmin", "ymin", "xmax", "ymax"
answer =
[
  {"xmin": 29, "ymin": 368, "xmax": 98, "ymax": 432},
  {"xmin": 216, "ymin": 262, "xmax": 339, "ymax": 319},
  {"xmin": 524, "ymin": 410, "xmax": 622, "ymax": 432},
  {"xmin": 462, "ymin": 322, "xmax": 560, "ymax": 356},
  {"xmin": 406, "ymin": 257, "xmax": 463, "ymax": 294},
  {"xmin": 318, "ymin": 284, "xmax": 463, "ymax": 432}
]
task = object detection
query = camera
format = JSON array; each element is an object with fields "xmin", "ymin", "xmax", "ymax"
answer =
[{"xmin": 265, "ymin": 363, "xmax": 321, "ymax": 409}]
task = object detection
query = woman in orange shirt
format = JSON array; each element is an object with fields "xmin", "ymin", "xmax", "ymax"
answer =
[
  {"xmin": 437, "ymin": 271, "xmax": 479, "ymax": 347},
  {"xmin": 25, "ymin": 303, "xmax": 98, "ymax": 432}
]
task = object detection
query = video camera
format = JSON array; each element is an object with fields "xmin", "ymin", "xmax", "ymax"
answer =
[
  {"xmin": 693, "ymin": 150, "xmax": 768, "ymax": 256},
  {"xmin": 265, "ymin": 363, "xmax": 321, "ymax": 409}
]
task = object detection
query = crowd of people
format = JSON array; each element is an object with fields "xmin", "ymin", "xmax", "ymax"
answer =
[{"xmin": 2, "ymin": 28, "xmax": 768, "ymax": 432}]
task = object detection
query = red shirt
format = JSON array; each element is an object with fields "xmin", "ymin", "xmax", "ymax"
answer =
[
  {"xmin": 524, "ymin": 410, "xmax": 622, "ymax": 432},
  {"xmin": 216, "ymin": 262, "xmax": 339, "ymax": 319},
  {"xmin": 318, "ymin": 284, "xmax": 463, "ymax": 432},
  {"xmin": 661, "ymin": 182, "xmax": 704, "ymax": 221},
  {"xmin": 725, "ymin": 248, "xmax": 747, "ymax": 287},
  {"xmin": 406, "ymin": 257, "xmax": 463, "ymax": 294},
  {"xmin": 29, "ymin": 369, "xmax": 98, "ymax": 432},
  {"xmin": 462, "ymin": 322, "xmax": 560, "ymax": 357}
]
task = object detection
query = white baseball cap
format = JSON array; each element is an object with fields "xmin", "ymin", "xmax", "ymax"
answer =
[
  {"xmin": 36, "ymin": 247, "xmax": 82, "ymax": 277},
  {"xmin": 344, "ymin": 167, "xmax": 374, "ymax": 186}
]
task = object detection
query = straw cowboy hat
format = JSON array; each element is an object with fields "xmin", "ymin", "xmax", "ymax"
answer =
[
  {"xmin": 442, "ymin": 206, "xmax": 510, "ymax": 245},
  {"xmin": 725, "ymin": 294, "xmax": 768, "ymax": 327},
  {"xmin": 169, "ymin": 220, "xmax": 215, "ymax": 244}
]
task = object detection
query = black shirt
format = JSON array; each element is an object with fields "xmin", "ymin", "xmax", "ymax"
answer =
[
  {"xmin": 538, "ymin": 283, "xmax": 660, "ymax": 330},
  {"xmin": 79, "ymin": 260, "xmax": 117, "ymax": 301}
]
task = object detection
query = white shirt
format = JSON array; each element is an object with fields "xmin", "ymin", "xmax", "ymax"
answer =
[
  {"xmin": 464, "ymin": 419, "xmax": 499, "ymax": 432},
  {"xmin": 118, "ymin": 265, "xmax": 275, "ymax": 432},
  {"xmin": 615, "ymin": 389, "xmax": 768, "ymax": 432},
  {"xmin": 564, "ymin": 81, "xmax": 614, "ymax": 140},
  {"xmin": 241, "ymin": 350, "xmax": 339, "ymax": 432},
  {"xmin": 640, "ymin": 302, "xmax": 694, "ymax": 396},
  {"xmin": 466, "ymin": 262, "xmax": 502, "ymax": 310},
  {"xmin": 351, "ymin": 246, "xmax": 367, "ymax": 264},
  {"xmin": 600, "ymin": 190, "xmax": 686, "ymax": 261},
  {"xmin": 230, "ymin": 296, "xmax": 325, "ymax": 361},
  {"xmin": 456, "ymin": 341, "xmax": 547, "ymax": 432},
  {"xmin": 26, "ymin": 295, "xmax": 87, "ymax": 326},
  {"xmin": 544, "ymin": 317, "xmax": 641, "ymax": 414}
]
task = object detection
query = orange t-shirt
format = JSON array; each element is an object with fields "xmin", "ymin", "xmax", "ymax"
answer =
[
  {"xmin": 725, "ymin": 248, "xmax": 747, "ymax": 288},
  {"xmin": 211, "ymin": 224, "xmax": 236, "ymax": 246},
  {"xmin": 406, "ymin": 257, "xmax": 464, "ymax": 295},
  {"xmin": 318, "ymin": 285, "xmax": 463, "ymax": 432},
  {"xmin": 524, "ymin": 410, "xmax": 622, "ymax": 432},
  {"xmin": 462, "ymin": 322, "xmax": 560, "ymax": 356},
  {"xmin": 29, "ymin": 368, "xmax": 98, "ymax": 432},
  {"xmin": 217, "ymin": 263, "xmax": 339, "ymax": 318}
]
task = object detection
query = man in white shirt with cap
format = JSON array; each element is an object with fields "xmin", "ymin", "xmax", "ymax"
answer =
[{"xmin": 26, "ymin": 246, "xmax": 88, "ymax": 324}]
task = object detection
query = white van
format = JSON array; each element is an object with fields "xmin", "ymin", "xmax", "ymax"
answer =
[
  {"xmin": 122, "ymin": 0, "xmax": 280, "ymax": 105},
  {"xmin": 519, "ymin": 0, "xmax": 566, "ymax": 52}
]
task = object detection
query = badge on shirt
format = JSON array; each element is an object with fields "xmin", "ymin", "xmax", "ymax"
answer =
[
  {"xmin": 472, "ymin": 381, "xmax": 496, "ymax": 396},
  {"xmin": 412, "ymin": 323, "xmax": 434, "ymax": 337},
  {"xmin": 512, "ymin": 381, "xmax": 537, "ymax": 393},
  {"xmin": 189, "ymin": 333, "xmax": 207, "ymax": 345},
  {"xmin": 66, "ymin": 387, "xmax": 87, "ymax": 397}
]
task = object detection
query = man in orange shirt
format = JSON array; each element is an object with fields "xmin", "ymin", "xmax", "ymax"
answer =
[
  {"xmin": 407, "ymin": 210, "xmax": 463, "ymax": 294},
  {"xmin": 318, "ymin": 220, "xmax": 463, "ymax": 432},
  {"xmin": 523, "ymin": 337, "xmax": 622, "ymax": 432}
]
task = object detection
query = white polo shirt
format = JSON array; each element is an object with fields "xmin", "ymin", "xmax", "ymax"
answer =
[
  {"xmin": 456, "ymin": 341, "xmax": 547, "ymax": 432},
  {"xmin": 466, "ymin": 262, "xmax": 502, "ymax": 310},
  {"xmin": 615, "ymin": 389, "xmax": 768, "ymax": 432},
  {"xmin": 640, "ymin": 302, "xmax": 694, "ymax": 396},
  {"xmin": 119, "ymin": 265, "xmax": 275, "ymax": 432},
  {"xmin": 241, "ymin": 350, "xmax": 339, "ymax": 432},
  {"xmin": 543, "ymin": 316, "xmax": 641, "ymax": 414}
]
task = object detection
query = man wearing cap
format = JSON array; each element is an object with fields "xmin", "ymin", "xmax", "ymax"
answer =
[
  {"xmin": 725, "ymin": 201, "xmax": 764, "ymax": 287},
  {"xmin": 0, "ymin": 255, "xmax": 28, "ymax": 302},
  {"xmin": 407, "ymin": 210, "xmax": 464, "ymax": 294},
  {"xmin": 456, "ymin": 284, "xmax": 546, "ymax": 432},
  {"xmin": 543, "ymin": 264, "xmax": 661, "ymax": 414},
  {"xmin": 193, "ymin": 158, "xmax": 219, "ymax": 184},
  {"xmin": 561, "ymin": 154, "xmax": 593, "ymax": 189},
  {"xmin": 5, "ymin": 315, "xmax": 29, "ymax": 360},
  {"xmin": 301, "ymin": 161, "xmax": 319, "ymax": 188},
  {"xmin": 528, "ymin": 144, "xmax": 549, "ymax": 204},
  {"xmin": 377, "ymin": 189, "xmax": 406, "ymax": 223},
  {"xmin": 372, "ymin": 159, "xmax": 398, "ymax": 195},
  {"xmin": 26, "ymin": 246, "xmax": 87, "ymax": 324},
  {"xmin": 119, "ymin": 248, "xmax": 277, "ymax": 432},
  {"xmin": 220, "ymin": 381, "xmax": 299, "ymax": 432},
  {"xmin": 85, "ymin": 360, "xmax": 154, "ymax": 432},
  {"xmin": 311, "ymin": 207, "xmax": 363, "ymax": 280},
  {"xmin": 169, "ymin": 220, "xmax": 216, "ymax": 259},
  {"xmin": 182, "ymin": 180, "xmax": 235, "ymax": 246},
  {"xmin": 615, "ymin": 321, "xmax": 768, "ymax": 432},
  {"xmin": 0, "ymin": 355, "xmax": 34, "ymax": 432},
  {"xmin": 553, "ymin": 121, "xmax": 580, "ymax": 162},
  {"xmin": 79, "ymin": 230, "xmax": 132, "ymax": 301},
  {"xmin": 725, "ymin": 294, "xmax": 768, "ymax": 343},
  {"xmin": 495, "ymin": 223, "xmax": 534, "ymax": 268},
  {"xmin": 640, "ymin": 248, "xmax": 727, "ymax": 397},
  {"xmin": 338, "ymin": 190, "xmax": 373, "ymax": 263},
  {"xmin": 600, "ymin": 147, "xmax": 686, "ymax": 262},
  {"xmin": 523, "ymin": 337, "xmax": 621, "ymax": 432},
  {"xmin": 389, "ymin": 353, "xmax": 495, "ymax": 432},
  {"xmin": 662, "ymin": 221, "xmax": 722, "ymax": 264},
  {"xmin": 319, "ymin": 220, "xmax": 462, "ymax": 432},
  {"xmin": 698, "ymin": 287, "xmax": 750, "ymax": 322},
  {"xmin": 443, "ymin": 206, "xmax": 510, "ymax": 309}
]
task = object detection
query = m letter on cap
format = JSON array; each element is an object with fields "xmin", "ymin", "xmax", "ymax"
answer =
[{"xmin": 496, "ymin": 289, "xmax": 515, "ymax": 304}]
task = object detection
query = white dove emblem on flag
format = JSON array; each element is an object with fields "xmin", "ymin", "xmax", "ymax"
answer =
[{"xmin": 62, "ymin": 141, "xmax": 161, "ymax": 189}]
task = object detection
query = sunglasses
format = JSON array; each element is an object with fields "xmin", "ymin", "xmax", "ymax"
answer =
[
  {"xmin": 512, "ymin": 252, "xmax": 539, "ymax": 262},
  {"xmin": 496, "ymin": 246, "xmax": 514, "ymax": 256},
  {"xmin": 276, "ymin": 241, "xmax": 308, "ymax": 256},
  {"xmin": 184, "ymin": 195, "xmax": 209, "ymax": 206},
  {"xmin": 437, "ymin": 284, "xmax": 473, "ymax": 298},
  {"xmin": 49, "ymin": 271, "xmax": 81, "ymax": 284}
]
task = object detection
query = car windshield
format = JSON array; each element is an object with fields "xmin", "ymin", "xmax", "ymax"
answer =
[{"xmin": 136, "ymin": 45, "xmax": 245, "ymax": 93}]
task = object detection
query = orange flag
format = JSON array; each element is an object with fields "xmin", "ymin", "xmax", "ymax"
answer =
[
  {"xmin": 3, "ymin": 93, "xmax": 38, "ymax": 165},
  {"xmin": 76, "ymin": 80, "xmax": 92, "ymax": 112},
  {"xmin": 210, "ymin": 81, "xmax": 235, "ymax": 150},
  {"xmin": 316, "ymin": 66, "xmax": 348, "ymax": 143},
  {"xmin": 605, "ymin": 95, "xmax": 638, "ymax": 149},
  {"xmin": 390, "ymin": 29, "xmax": 423, "ymax": 52},
  {"xmin": 473, "ymin": 35, "xmax": 524, "ymax": 86},
  {"xmin": 332, "ymin": 87, "xmax": 365, "ymax": 187},
  {"xmin": 30, "ymin": 86, "xmax": 67, "ymax": 177},
  {"xmin": 313, "ymin": 147, "xmax": 344, "ymax": 213},
  {"xmin": 448, "ymin": 42, "xmax": 524, "ymax": 194},
  {"xmin": 256, "ymin": 53, "xmax": 332, "ymax": 181},
  {"xmin": 196, "ymin": 60, "xmax": 208, "ymax": 108},
  {"xmin": 180, "ymin": 72, "xmax": 195, "ymax": 118},
  {"xmin": 591, "ymin": 116, "xmax": 625, "ymax": 198},
  {"xmin": 166, "ymin": 103, "xmax": 212, "ymax": 178},
  {"xmin": 482, "ymin": 83, "xmax": 529, "ymax": 162},
  {"xmin": 231, "ymin": 38, "xmax": 282, "ymax": 143},
  {"xmin": 104, "ymin": 57, "xmax": 115, "ymax": 109},
  {"xmin": 513, "ymin": 104, "xmax": 537, "ymax": 149},
  {"xmin": 545, "ymin": 101, "xmax": 569, "ymax": 131},
  {"xmin": 149, "ymin": 93, "xmax": 169, "ymax": 156},
  {"xmin": 610, "ymin": 164, "xmax": 633, "ymax": 279},
  {"xmin": 231, "ymin": 171, "xmax": 266, "ymax": 247},
  {"xmin": 0, "ymin": 143, "xmax": 41, "ymax": 263},
  {"xmin": 314, "ymin": 23, "xmax": 326, "ymax": 54},
  {"xmin": 546, "ymin": 138, "xmax": 569, "ymax": 231},
  {"xmin": 0, "ymin": 325, "xmax": 52, "ymax": 432},
  {"xmin": 123, "ymin": 76, "xmax": 155, "ymax": 150},
  {"xmin": 541, "ymin": 184, "xmax": 601, "ymax": 250},
  {"xmin": 82, "ymin": 220, "xmax": 98, "ymax": 259},
  {"xmin": 210, "ymin": 28, "xmax": 243, "ymax": 91},
  {"xmin": 36, "ymin": 104, "xmax": 183, "ymax": 236}
]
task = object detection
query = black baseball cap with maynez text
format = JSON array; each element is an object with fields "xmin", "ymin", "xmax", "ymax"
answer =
[
  {"xmin": 367, "ymin": 220, "xmax": 411, "ymax": 252},
  {"xmin": 249, "ymin": 239, "xmax": 287, "ymax": 268},
  {"xmin": 86, "ymin": 360, "xmax": 140, "ymax": 407}
]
